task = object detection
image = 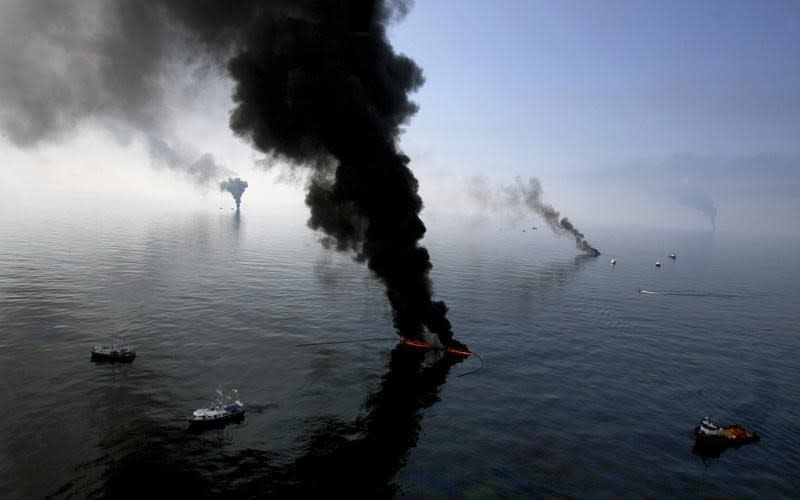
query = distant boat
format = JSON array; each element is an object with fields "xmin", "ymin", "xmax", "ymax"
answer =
[
  {"xmin": 655, "ymin": 261, "xmax": 661, "ymax": 267},
  {"xmin": 668, "ymin": 254, "xmax": 677, "ymax": 260},
  {"xmin": 611, "ymin": 258, "xmax": 616, "ymax": 265},
  {"xmin": 91, "ymin": 345, "xmax": 135, "ymax": 363}
]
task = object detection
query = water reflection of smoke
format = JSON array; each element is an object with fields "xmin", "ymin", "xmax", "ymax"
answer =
[
  {"xmin": 231, "ymin": 210, "xmax": 241, "ymax": 234},
  {"xmin": 46, "ymin": 374, "xmax": 211, "ymax": 498},
  {"xmin": 52, "ymin": 348, "xmax": 462, "ymax": 497},
  {"xmin": 253, "ymin": 350, "xmax": 461, "ymax": 496}
]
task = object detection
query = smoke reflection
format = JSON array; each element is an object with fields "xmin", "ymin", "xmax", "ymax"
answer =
[{"xmin": 53, "ymin": 348, "xmax": 462, "ymax": 498}]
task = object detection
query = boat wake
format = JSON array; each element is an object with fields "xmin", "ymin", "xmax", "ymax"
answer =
[{"xmin": 636, "ymin": 288, "xmax": 741, "ymax": 298}]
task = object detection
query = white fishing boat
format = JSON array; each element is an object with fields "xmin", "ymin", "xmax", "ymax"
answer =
[{"xmin": 187, "ymin": 387, "xmax": 245, "ymax": 426}]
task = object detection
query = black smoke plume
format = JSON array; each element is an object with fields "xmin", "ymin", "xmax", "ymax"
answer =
[
  {"xmin": 0, "ymin": 1, "xmax": 459, "ymax": 347},
  {"xmin": 469, "ymin": 176, "xmax": 600, "ymax": 256},
  {"xmin": 225, "ymin": 2, "xmax": 459, "ymax": 346},
  {"xmin": 220, "ymin": 177, "xmax": 248, "ymax": 211}
]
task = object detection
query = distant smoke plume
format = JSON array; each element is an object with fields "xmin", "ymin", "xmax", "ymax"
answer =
[
  {"xmin": 220, "ymin": 177, "xmax": 248, "ymax": 211},
  {"xmin": 672, "ymin": 182, "xmax": 717, "ymax": 231},
  {"xmin": 469, "ymin": 176, "xmax": 600, "ymax": 256},
  {"xmin": 616, "ymin": 154, "xmax": 719, "ymax": 231},
  {"xmin": 0, "ymin": 0, "xmax": 461, "ymax": 347},
  {"xmin": 0, "ymin": 0, "xmax": 230, "ymax": 185}
]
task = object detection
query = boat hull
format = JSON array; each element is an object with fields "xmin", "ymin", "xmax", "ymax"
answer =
[
  {"xmin": 91, "ymin": 352, "xmax": 136, "ymax": 363},
  {"xmin": 187, "ymin": 409, "xmax": 245, "ymax": 427},
  {"xmin": 694, "ymin": 425, "xmax": 760, "ymax": 446}
]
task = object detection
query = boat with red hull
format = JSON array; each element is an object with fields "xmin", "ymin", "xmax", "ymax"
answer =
[{"xmin": 694, "ymin": 417, "xmax": 759, "ymax": 447}]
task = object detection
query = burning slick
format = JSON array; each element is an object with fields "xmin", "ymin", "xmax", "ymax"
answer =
[{"xmin": 399, "ymin": 336, "xmax": 472, "ymax": 358}]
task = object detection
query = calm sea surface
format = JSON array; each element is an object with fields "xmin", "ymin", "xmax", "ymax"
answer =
[{"xmin": 1, "ymin": 207, "xmax": 799, "ymax": 498}]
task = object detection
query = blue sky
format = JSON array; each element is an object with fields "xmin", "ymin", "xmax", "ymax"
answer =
[
  {"xmin": 1, "ymin": 0, "xmax": 798, "ymax": 233},
  {"xmin": 387, "ymin": 0, "xmax": 800, "ymax": 232},
  {"xmin": 394, "ymin": 0, "xmax": 799, "ymax": 169}
]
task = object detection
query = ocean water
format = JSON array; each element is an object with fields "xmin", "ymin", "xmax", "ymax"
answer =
[{"xmin": 1, "ymin": 207, "xmax": 799, "ymax": 498}]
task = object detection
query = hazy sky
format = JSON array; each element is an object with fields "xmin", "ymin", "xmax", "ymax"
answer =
[{"xmin": 1, "ymin": 0, "xmax": 798, "ymax": 234}]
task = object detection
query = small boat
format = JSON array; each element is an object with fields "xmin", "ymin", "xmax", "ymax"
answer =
[
  {"xmin": 399, "ymin": 337, "xmax": 472, "ymax": 357},
  {"xmin": 655, "ymin": 261, "xmax": 661, "ymax": 267},
  {"xmin": 91, "ymin": 345, "xmax": 136, "ymax": 363},
  {"xmin": 187, "ymin": 387, "xmax": 245, "ymax": 426},
  {"xmin": 668, "ymin": 254, "xmax": 677, "ymax": 259},
  {"xmin": 611, "ymin": 258, "xmax": 616, "ymax": 265},
  {"xmin": 694, "ymin": 417, "xmax": 760, "ymax": 446}
]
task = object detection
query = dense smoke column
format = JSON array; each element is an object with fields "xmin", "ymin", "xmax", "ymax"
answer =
[
  {"xmin": 674, "ymin": 189, "xmax": 717, "ymax": 231},
  {"xmin": 220, "ymin": 177, "xmax": 248, "ymax": 211},
  {"xmin": 558, "ymin": 217, "xmax": 600, "ymax": 256},
  {"xmin": 513, "ymin": 177, "xmax": 600, "ymax": 255},
  {"xmin": 224, "ymin": 1, "xmax": 456, "ymax": 344},
  {"xmin": 0, "ymin": 0, "xmax": 457, "ymax": 345}
]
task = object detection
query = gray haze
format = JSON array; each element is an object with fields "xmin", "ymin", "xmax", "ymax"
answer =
[
  {"xmin": 0, "ymin": 0, "xmax": 465, "ymax": 345},
  {"xmin": 468, "ymin": 177, "xmax": 600, "ymax": 255},
  {"xmin": 0, "ymin": 0, "xmax": 230, "ymax": 184},
  {"xmin": 673, "ymin": 187, "xmax": 717, "ymax": 231},
  {"xmin": 582, "ymin": 153, "xmax": 800, "ymax": 232}
]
